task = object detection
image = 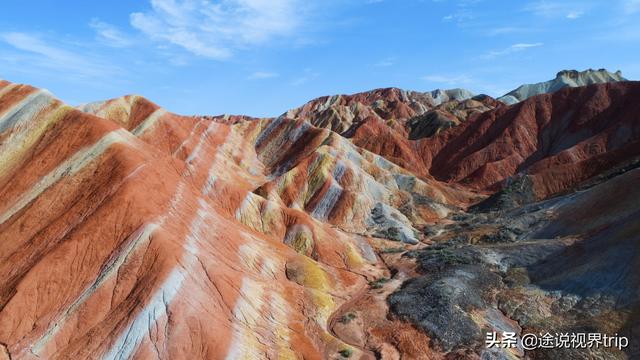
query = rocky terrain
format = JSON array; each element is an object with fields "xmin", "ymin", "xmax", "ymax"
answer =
[
  {"xmin": 497, "ymin": 68, "xmax": 626, "ymax": 104},
  {"xmin": 283, "ymin": 87, "xmax": 474, "ymax": 136},
  {"xmin": 0, "ymin": 70, "xmax": 638, "ymax": 359},
  {"xmin": 405, "ymin": 95, "xmax": 501, "ymax": 140}
]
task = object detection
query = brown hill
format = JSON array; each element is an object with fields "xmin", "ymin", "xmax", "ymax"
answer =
[
  {"xmin": 350, "ymin": 82, "xmax": 640, "ymax": 202},
  {"xmin": 1, "ymin": 77, "xmax": 639, "ymax": 359},
  {"xmin": 284, "ymin": 87, "xmax": 474, "ymax": 136}
]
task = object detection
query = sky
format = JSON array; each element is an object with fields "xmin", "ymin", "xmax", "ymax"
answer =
[{"xmin": 0, "ymin": 0, "xmax": 639, "ymax": 117}]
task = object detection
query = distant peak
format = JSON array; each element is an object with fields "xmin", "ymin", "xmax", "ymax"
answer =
[
  {"xmin": 499, "ymin": 68, "xmax": 627, "ymax": 104},
  {"xmin": 555, "ymin": 68, "xmax": 624, "ymax": 79}
]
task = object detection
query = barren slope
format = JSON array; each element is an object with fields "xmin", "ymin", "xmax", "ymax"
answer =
[
  {"xmin": 0, "ymin": 80, "xmax": 473, "ymax": 359},
  {"xmin": 1, "ymin": 77, "xmax": 639, "ymax": 359}
]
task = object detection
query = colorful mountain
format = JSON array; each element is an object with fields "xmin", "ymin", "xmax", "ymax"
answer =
[
  {"xmin": 1, "ymin": 73, "xmax": 638, "ymax": 359},
  {"xmin": 498, "ymin": 68, "xmax": 626, "ymax": 104}
]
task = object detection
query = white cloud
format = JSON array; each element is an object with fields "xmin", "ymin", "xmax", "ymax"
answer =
[
  {"xmin": 441, "ymin": 0, "xmax": 483, "ymax": 23},
  {"xmin": 374, "ymin": 61, "xmax": 393, "ymax": 67},
  {"xmin": 566, "ymin": 10, "xmax": 584, "ymax": 19},
  {"xmin": 512, "ymin": 42, "xmax": 543, "ymax": 49},
  {"xmin": 373, "ymin": 57, "xmax": 395, "ymax": 67},
  {"xmin": 248, "ymin": 71, "xmax": 278, "ymax": 79},
  {"xmin": 89, "ymin": 19, "xmax": 133, "ymax": 47},
  {"xmin": 0, "ymin": 32, "xmax": 120, "ymax": 80},
  {"xmin": 486, "ymin": 27, "xmax": 519, "ymax": 35},
  {"xmin": 421, "ymin": 74, "xmax": 473, "ymax": 85},
  {"xmin": 482, "ymin": 42, "xmax": 543, "ymax": 59},
  {"xmin": 291, "ymin": 68, "xmax": 319, "ymax": 86},
  {"xmin": 592, "ymin": 1, "xmax": 640, "ymax": 41},
  {"xmin": 623, "ymin": 0, "xmax": 640, "ymax": 14},
  {"xmin": 441, "ymin": 10, "xmax": 473, "ymax": 23},
  {"xmin": 524, "ymin": 1, "xmax": 589, "ymax": 19},
  {"xmin": 596, "ymin": 23, "xmax": 640, "ymax": 41},
  {"xmin": 485, "ymin": 26, "xmax": 539, "ymax": 36},
  {"xmin": 130, "ymin": 0, "xmax": 308, "ymax": 60}
]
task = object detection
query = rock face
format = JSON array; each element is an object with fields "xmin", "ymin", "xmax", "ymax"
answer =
[
  {"xmin": 284, "ymin": 87, "xmax": 474, "ymax": 135},
  {"xmin": 349, "ymin": 81, "xmax": 640, "ymax": 202},
  {"xmin": 0, "ymin": 79, "xmax": 474, "ymax": 359},
  {"xmin": 406, "ymin": 94, "xmax": 501, "ymax": 140},
  {"xmin": 391, "ymin": 163, "xmax": 640, "ymax": 359},
  {"xmin": 426, "ymin": 82, "xmax": 640, "ymax": 196},
  {"xmin": 1, "ymin": 74, "xmax": 639, "ymax": 359},
  {"xmin": 498, "ymin": 68, "xmax": 626, "ymax": 104},
  {"xmin": 367, "ymin": 203, "xmax": 419, "ymax": 244}
]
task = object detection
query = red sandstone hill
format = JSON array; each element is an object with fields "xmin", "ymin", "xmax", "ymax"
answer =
[
  {"xmin": 1, "ymin": 76, "xmax": 639, "ymax": 359},
  {"xmin": 0, "ymin": 79, "xmax": 476, "ymax": 359},
  {"xmin": 350, "ymin": 81, "xmax": 640, "ymax": 201},
  {"xmin": 283, "ymin": 87, "xmax": 475, "ymax": 136}
]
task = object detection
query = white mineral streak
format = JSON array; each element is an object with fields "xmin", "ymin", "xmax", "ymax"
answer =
[
  {"xmin": 104, "ymin": 198, "xmax": 210, "ymax": 359},
  {"xmin": 132, "ymin": 108, "xmax": 167, "ymax": 136},
  {"xmin": 0, "ymin": 129, "xmax": 136, "ymax": 225},
  {"xmin": 311, "ymin": 179, "xmax": 343, "ymax": 221},
  {"xmin": 0, "ymin": 89, "xmax": 54, "ymax": 134}
]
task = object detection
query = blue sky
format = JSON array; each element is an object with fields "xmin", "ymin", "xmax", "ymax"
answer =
[{"xmin": 0, "ymin": 0, "xmax": 639, "ymax": 117}]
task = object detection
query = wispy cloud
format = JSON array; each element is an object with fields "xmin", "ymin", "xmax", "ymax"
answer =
[
  {"xmin": 486, "ymin": 27, "xmax": 523, "ymax": 35},
  {"xmin": 0, "ymin": 32, "xmax": 120, "ymax": 80},
  {"xmin": 596, "ymin": 23, "xmax": 640, "ymax": 41},
  {"xmin": 421, "ymin": 74, "xmax": 473, "ymax": 85},
  {"xmin": 291, "ymin": 68, "xmax": 319, "ymax": 86},
  {"xmin": 441, "ymin": 9, "xmax": 474, "ymax": 23},
  {"xmin": 524, "ymin": 1, "xmax": 590, "ymax": 19},
  {"xmin": 591, "ymin": 1, "xmax": 640, "ymax": 41},
  {"xmin": 482, "ymin": 42, "xmax": 543, "ymax": 59},
  {"xmin": 89, "ymin": 19, "xmax": 133, "ymax": 47},
  {"xmin": 441, "ymin": 0, "xmax": 483, "ymax": 24},
  {"xmin": 248, "ymin": 71, "xmax": 278, "ymax": 80},
  {"xmin": 130, "ymin": 0, "xmax": 309, "ymax": 60},
  {"xmin": 566, "ymin": 10, "xmax": 584, "ymax": 19},
  {"xmin": 373, "ymin": 57, "xmax": 395, "ymax": 67},
  {"xmin": 623, "ymin": 0, "xmax": 640, "ymax": 14}
]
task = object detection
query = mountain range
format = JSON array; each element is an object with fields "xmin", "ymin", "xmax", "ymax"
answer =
[
  {"xmin": 0, "ymin": 69, "xmax": 638, "ymax": 359},
  {"xmin": 497, "ymin": 68, "xmax": 626, "ymax": 104}
]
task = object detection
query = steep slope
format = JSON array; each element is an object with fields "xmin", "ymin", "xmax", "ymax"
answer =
[
  {"xmin": 0, "ymin": 81, "xmax": 388, "ymax": 359},
  {"xmin": 79, "ymin": 96, "xmax": 268, "ymax": 129},
  {"xmin": 1, "ymin": 79, "xmax": 481, "ymax": 359},
  {"xmin": 406, "ymin": 94, "xmax": 501, "ymax": 140},
  {"xmin": 348, "ymin": 81, "xmax": 640, "ymax": 203},
  {"xmin": 387, "ymin": 162, "xmax": 640, "ymax": 359},
  {"xmin": 284, "ymin": 87, "xmax": 474, "ymax": 135},
  {"xmin": 2, "ymin": 74, "xmax": 640, "ymax": 360},
  {"xmin": 82, "ymin": 95, "xmax": 479, "ymax": 236},
  {"xmin": 424, "ymin": 81, "xmax": 640, "ymax": 198},
  {"xmin": 498, "ymin": 68, "xmax": 626, "ymax": 104},
  {"xmin": 248, "ymin": 116, "xmax": 479, "ymax": 241}
]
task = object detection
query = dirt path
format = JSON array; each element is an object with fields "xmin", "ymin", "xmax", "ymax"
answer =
[
  {"xmin": 327, "ymin": 282, "xmax": 378, "ymax": 359},
  {"xmin": 326, "ymin": 247, "xmax": 404, "ymax": 360}
]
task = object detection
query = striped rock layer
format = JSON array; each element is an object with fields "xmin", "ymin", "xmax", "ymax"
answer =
[
  {"xmin": 0, "ymin": 80, "xmax": 476, "ymax": 359},
  {"xmin": 2, "ymin": 77, "xmax": 640, "ymax": 360},
  {"xmin": 283, "ymin": 87, "xmax": 474, "ymax": 136},
  {"xmin": 350, "ymin": 81, "xmax": 640, "ymax": 201}
]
